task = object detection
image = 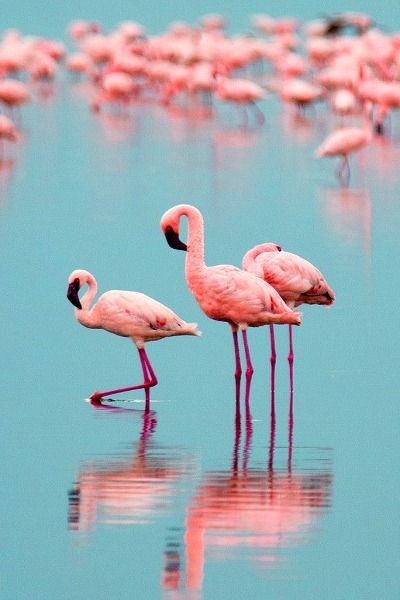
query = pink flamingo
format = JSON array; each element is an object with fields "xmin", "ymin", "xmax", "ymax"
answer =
[
  {"xmin": 0, "ymin": 114, "xmax": 19, "ymax": 161},
  {"xmin": 315, "ymin": 122, "xmax": 372, "ymax": 186},
  {"xmin": 215, "ymin": 76, "xmax": 266, "ymax": 126},
  {"xmin": 67, "ymin": 269, "xmax": 200, "ymax": 407},
  {"xmin": 160, "ymin": 205, "xmax": 301, "ymax": 399},
  {"xmin": 242, "ymin": 243, "xmax": 335, "ymax": 390}
]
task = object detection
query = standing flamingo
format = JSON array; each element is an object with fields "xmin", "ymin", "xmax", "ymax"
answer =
[
  {"xmin": 315, "ymin": 123, "xmax": 372, "ymax": 186},
  {"xmin": 67, "ymin": 269, "xmax": 200, "ymax": 407},
  {"xmin": 242, "ymin": 243, "xmax": 335, "ymax": 390},
  {"xmin": 160, "ymin": 205, "xmax": 301, "ymax": 399}
]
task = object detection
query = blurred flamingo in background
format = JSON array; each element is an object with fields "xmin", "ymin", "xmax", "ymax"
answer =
[
  {"xmin": 243, "ymin": 243, "xmax": 335, "ymax": 390},
  {"xmin": 66, "ymin": 269, "xmax": 200, "ymax": 407},
  {"xmin": 0, "ymin": 114, "xmax": 19, "ymax": 162},
  {"xmin": 215, "ymin": 76, "xmax": 266, "ymax": 126},
  {"xmin": 160, "ymin": 205, "xmax": 301, "ymax": 401},
  {"xmin": 315, "ymin": 121, "xmax": 372, "ymax": 186}
]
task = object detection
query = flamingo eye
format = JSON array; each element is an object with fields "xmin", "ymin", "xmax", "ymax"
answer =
[{"xmin": 277, "ymin": 246, "xmax": 282, "ymax": 251}]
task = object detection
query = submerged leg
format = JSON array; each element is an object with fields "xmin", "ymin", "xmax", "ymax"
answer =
[
  {"xmin": 288, "ymin": 324, "xmax": 294, "ymax": 392},
  {"xmin": 90, "ymin": 345, "xmax": 158, "ymax": 403}
]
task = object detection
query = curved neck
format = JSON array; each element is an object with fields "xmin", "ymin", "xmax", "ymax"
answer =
[
  {"xmin": 80, "ymin": 274, "xmax": 98, "ymax": 310},
  {"xmin": 76, "ymin": 274, "xmax": 98, "ymax": 327},
  {"xmin": 180, "ymin": 206, "xmax": 206, "ymax": 278}
]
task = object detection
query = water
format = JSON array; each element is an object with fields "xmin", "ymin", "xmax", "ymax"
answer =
[{"xmin": 1, "ymin": 6, "xmax": 400, "ymax": 600}]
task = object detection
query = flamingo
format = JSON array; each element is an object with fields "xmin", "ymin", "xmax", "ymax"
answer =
[
  {"xmin": 66, "ymin": 269, "xmax": 200, "ymax": 407},
  {"xmin": 0, "ymin": 114, "xmax": 19, "ymax": 162},
  {"xmin": 242, "ymin": 243, "xmax": 335, "ymax": 390},
  {"xmin": 315, "ymin": 123, "xmax": 372, "ymax": 186},
  {"xmin": 160, "ymin": 205, "xmax": 301, "ymax": 399},
  {"xmin": 215, "ymin": 76, "xmax": 266, "ymax": 126}
]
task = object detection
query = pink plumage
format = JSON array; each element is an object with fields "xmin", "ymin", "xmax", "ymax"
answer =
[
  {"xmin": 242, "ymin": 243, "xmax": 334, "ymax": 391},
  {"xmin": 242, "ymin": 243, "xmax": 335, "ymax": 309},
  {"xmin": 67, "ymin": 269, "xmax": 200, "ymax": 405},
  {"xmin": 160, "ymin": 204, "xmax": 301, "ymax": 394}
]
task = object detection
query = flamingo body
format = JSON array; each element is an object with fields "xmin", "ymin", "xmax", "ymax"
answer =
[
  {"xmin": 67, "ymin": 269, "xmax": 200, "ymax": 403},
  {"xmin": 242, "ymin": 243, "xmax": 335, "ymax": 308},
  {"xmin": 316, "ymin": 126, "xmax": 371, "ymax": 158}
]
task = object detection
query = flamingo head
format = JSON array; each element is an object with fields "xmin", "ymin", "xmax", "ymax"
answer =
[
  {"xmin": 160, "ymin": 206, "xmax": 188, "ymax": 251},
  {"xmin": 67, "ymin": 269, "xmax": 91, "ymax": 309}
]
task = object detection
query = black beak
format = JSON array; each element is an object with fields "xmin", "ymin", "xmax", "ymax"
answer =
[
  {"xmin": 67, "ymin": 279, "xmax": 82, "ymax": 309},
  {"xmin": 164, "ymin": 226, "xmax": 187, "ymax": 251}
]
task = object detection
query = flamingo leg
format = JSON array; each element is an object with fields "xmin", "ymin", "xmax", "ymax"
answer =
[
  {"xmin": 89, "ymin": 346, "xmax": 158, "ymax": 403},
  {"xmin": 241, "ymin": 329, "xmax": 254, "ymax": 381},
  {"xmin": 269, "ymin": 324, "xmax": 277, "ymax": 392},
  {"xmin": 288, "ymin": 324, "xmax": 294, "ymax": 391},
  {"xmin": 250, "ymin": 101, "xmax": 265, "ymax": 125},
  {"xmin": 288, "ymin": 388, "xmax": 294, "ymax": 473},
  {"xmin": 336, "ymin": 155, "xmax": 350, "ymax": 187},
  {"xmin": 232, "ymin": 327, "xmax": 242, "ymax": 404}
]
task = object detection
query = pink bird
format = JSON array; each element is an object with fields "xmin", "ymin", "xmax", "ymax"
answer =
[
  {"xmin": 0, "ymin": 79, "xmax": 30, "ymax": 118},
  {"xmin": 67, "ymin": 269, "xmax": 200, "ymax": 407},
  {"xmin": 160, "ymin": 205, "xmax": 301, "ymax": 398},
  {"xmin": 0, "ymin": 114, "xmax": 19, "ymax": 162},
  {"xmin": 215, "ymin": 76, "xmax": 266, "ymax": 126},
  {"xmin": 243, "ymin": 243, "xmax": 335, "ymax": 390},
  {"xmin": 315, "ymin": 124, "xmax": 372, "ymax": 186}
]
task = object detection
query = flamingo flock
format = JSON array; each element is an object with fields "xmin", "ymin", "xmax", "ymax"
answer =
[{"xmin": 1, "ymin": 12, "xmax": 400, "ymax": 181}]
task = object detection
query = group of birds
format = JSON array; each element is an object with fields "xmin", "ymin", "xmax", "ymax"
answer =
[
  {"xmin": 0, "ymin": 11, "xmax": 400, "ymax": 183},
  {"xmin": 67, "ymin": 204, "xmax": 335, "ymax": 408}
]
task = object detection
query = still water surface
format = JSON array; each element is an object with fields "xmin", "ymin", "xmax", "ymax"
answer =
[{"xmin": 1, "ymin": 6, "xmax": 400, "ymax": 600}]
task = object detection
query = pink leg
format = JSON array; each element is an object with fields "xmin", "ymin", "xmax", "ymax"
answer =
[
  {"xmin": 269, "ymin": 325, "xmax": 276, "ymax": 393},
  {"xmin": 288, "ymin": 324, "xmax": 294, "ymax": 391},
  {"xmin": 242, "ymin": 329, "xmax": 254, "ymax": 380},
  {"xmin": 288, "ymin": 389, "xmax": 294, "ymax": 473},
  {"xmin": 232, "ymin": 328, "xmax": 242, "ymax": 403},
  {"xmin": 90, "ymin": 346, "xmax": 157, "ymax": 403},
  {"xmin": 336, "ymin": 155, "xmax": 350, "ymax": 187},
  {"xmin": 251, "ymin": 101, "xmax": 265, "ymax": 126}
]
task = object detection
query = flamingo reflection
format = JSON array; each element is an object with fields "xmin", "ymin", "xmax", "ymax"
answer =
[
  {"xmin": 68, "ymin": 411, "xmax": 195, "ymax": 533},
  {"xmin": 318, "ymin": 187, "xmax": 372, "ymax": 258},
  {"xmin": 162, "ymin": 404, "xmax": 332, "ymax": 593}
]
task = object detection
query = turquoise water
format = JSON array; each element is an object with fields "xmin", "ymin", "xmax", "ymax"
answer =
[{"xmin": 1, "ymin": 5, "xmax": 400, "ymax": 600}]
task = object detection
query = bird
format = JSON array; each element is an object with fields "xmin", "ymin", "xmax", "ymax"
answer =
[
  {"xmin": 67, "ymin": 269, "xmax": 200, "ymax": 407},
  {"xmin": 215, "ymin": 76, "xmax": 266, "ymax": 126},
  {"xmin": 160, "ymin": 204, "xmax": 301, "ymax": 398},
  {"xmin": 242, "ymin": 243, "xmax": 335, "ymax": 390},
  {"xmin": 315, "ymin": 123, "xmax": 372, "ymax": 186},
  {"xmin": 0, "ymin": 114, "xmax": 19, "ymax": 162}
]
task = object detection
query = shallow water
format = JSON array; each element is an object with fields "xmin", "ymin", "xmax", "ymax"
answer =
[{"xmin": 1, "ymin": 6, "xmax": 400, "ymax": 600}]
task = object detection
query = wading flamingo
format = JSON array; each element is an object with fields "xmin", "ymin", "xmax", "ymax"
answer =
[
  {"xmin": 243, "ymin": 243, "xmax": 335, "ymax": 390},
  {"xmin": 315, "ymin": 123, "xmax": 372, "ymax": 186},
  {"xmin": 160, "ymin": 205, "xmax": 301, "ymax": 399},
  {"xmin": 67, "ymin": 269, "xmax": 200, "ymax": 407}
]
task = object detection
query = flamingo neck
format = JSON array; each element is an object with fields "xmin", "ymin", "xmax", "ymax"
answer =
[
  {"xmin": 76, "ymin": 274, "xmax": 98, "ymax": 327},
  {"xmin": 181, "ymin": 206, "xmax": 206, "ymax": 282}
]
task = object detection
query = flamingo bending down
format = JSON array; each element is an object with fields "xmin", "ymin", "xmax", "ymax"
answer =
[
  {"xmin": 315, "ymin": 125, "xmax": 371, "ymax": 186},
  {"xmin": 67, "ymin": 269, "xmax": 200, "ymax": 406},
  {"xmin": 242, "ymin": 243, "xmax": 335, "ymax": 390},
  {"xmin": 215, "ymin": 77, "xmax": 266, "ymax": 126},
  {"xmin": 160, "ymin": 205, "xmax": 301, "ymax": 398}
]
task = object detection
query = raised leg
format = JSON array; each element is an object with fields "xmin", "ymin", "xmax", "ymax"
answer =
[
  {"xmin": 90, "ymin": 346, "xmax": 158, "ymax": 403},
  {"xmin": 288, "ymin": 324, "xmax": 294, "ymax": 392}
]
